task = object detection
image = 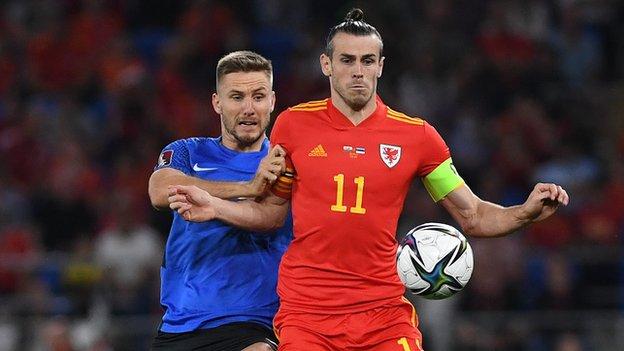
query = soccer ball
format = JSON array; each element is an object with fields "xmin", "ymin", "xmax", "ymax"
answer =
[{"xmin": 397, "ymin": 222, "xmax": 473, "ymax": 300}]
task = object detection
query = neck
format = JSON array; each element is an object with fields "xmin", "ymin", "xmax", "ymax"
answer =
[
  {"xmin": 221, "ymin": 134, "xmax": 265, "ymax": 152},
  {"xmin": 331, "ymin": 92, "xmax": 377, "ymax": 126}
]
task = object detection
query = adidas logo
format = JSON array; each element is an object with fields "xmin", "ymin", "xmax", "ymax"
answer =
[{"xmin": 308, "ymin": 144, "xmax": 327, "ymax": 157}]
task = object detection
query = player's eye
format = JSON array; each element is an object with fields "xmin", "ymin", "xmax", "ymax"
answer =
[
  {"xmin": 253, "ymin": 94, "xmax": 266, "ymax": 101},
  {"xmin": 340, "ymin": 57, "xmax": 353, "ymax": 64},
  {"xmin": 230, "ymin": 95, "xmax": 243, "ymax": 101},
  {"xmin": 363, "ymin": 58, "xmax": 375, "ymax": 65}
]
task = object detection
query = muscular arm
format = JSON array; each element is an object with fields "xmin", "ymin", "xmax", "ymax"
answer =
[
  {"xmin": 440, "ymin": 183, "xmax": 569, "ymax": 238},
  {"xmin": 213, "ymin": 192, "xmax": 289, "ymax": 232},
  {"xmin": 149, "ymin": 145, "xmax": 285, "ymax": 210},
  {"xmin": 148, "ymin": 168, "xmax": 258, "ymax": 210},
  {"xmin": 168, "ymin": 185, "xmax": 289, "ymax": 232}
]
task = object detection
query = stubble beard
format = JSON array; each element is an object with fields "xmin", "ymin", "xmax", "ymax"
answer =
[
  {"xmin": 224, "ymin": 121, "xmax": 266, "ymax": 149},
  {"xmin": 333, "ymin": 81, "xmax": 374, "ymax": 112},
  {"xmin": 234, "ymin": 131, "xmax": 262, "ymax": 148}
]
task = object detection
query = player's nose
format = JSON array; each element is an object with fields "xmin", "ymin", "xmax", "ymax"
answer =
[
  {"xmin": 242, "ymin": 97, "xmax": 255, "ymax": 116},
  {"xmin": 352, "ymin": 63, "xmax": 364, "ymax": 78}
]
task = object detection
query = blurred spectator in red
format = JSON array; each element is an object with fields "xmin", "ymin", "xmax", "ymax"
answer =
[
  {"xmin": 32, "ymin": 317, "xmax": 75, "ymax": 351},
  {"xmin": 525, "ymin": 213, "xmax": 576, "ymax": 248},
  {"xmin": 0, "ymin": 224, "xmax": 41, "ymax": 295},
  {"xmin": 154, "ymin": 37, "xmax": 205, "ymax": 139},
  {"xmin": 491, "ymin": 97, "xmax": 558, "ymax": 191},
  {"xmin": 477, "ymin": 1, "xmax": 536, "ymax": 74},
  {"xmin": 32, "ymin": 138, "xmax": 100, "ymax": 251},
  {"xmin": 576, "ymin": 162, "xmax": 624, "ymax": 245},
  {"xmin": 98, "ymin": 38, "xmax": 147, "ymax": 96},
  {"xmin": 0, "ymin": 112, "xmax": 48, "ymax": 188},
  {"xmin": 66, "ymin": 0, "xmax": 123, "ymax": 63},
  {"xmin": 0, "ymin": 42, "xmax": 17, "ymax": 95}
]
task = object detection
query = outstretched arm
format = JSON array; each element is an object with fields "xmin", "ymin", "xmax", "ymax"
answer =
[
  {"xmin": 149, "ymin": 145, "xmax": 285, "ymax": 210},
  {"xmin": 440, "ymin": 182, "xmax": 569, "ymax": 238},
  {"xmin": 168, "ymin": 185, "xmax": 289, "ymax": 232}
]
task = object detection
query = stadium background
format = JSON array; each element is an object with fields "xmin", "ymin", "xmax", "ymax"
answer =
[{"xmin": 0, "ymin": 0, "xmax": 622, "ymax": 350}]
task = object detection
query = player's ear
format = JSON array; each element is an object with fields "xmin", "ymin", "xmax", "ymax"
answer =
[
  {"xmin": 211, "ymin": 92, "xmax": 222, "ymax": 114},
  {"xmin": 377, "ymin": 56, "xmax": 385, "ymax": 78},
  {"xmin": 270, "ymin": 90, "xmax": 276, "ymax": 113},
  {"xmin": 320, "ymin": 53, "xmax": 332, "ymax": 77}
]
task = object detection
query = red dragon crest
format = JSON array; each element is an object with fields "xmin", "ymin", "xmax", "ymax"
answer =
[{"xmin": 379, "ymin": 144, "xmax": 401, "ymax": 168}]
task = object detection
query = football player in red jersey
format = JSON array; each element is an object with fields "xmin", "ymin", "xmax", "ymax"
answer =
[{"xmin": 167, "ymin": 8, "xmax": 569, "ymax": 351}]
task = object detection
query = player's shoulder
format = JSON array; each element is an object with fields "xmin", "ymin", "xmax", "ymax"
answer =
[
  {"xmin": 274, "ymin": 99, "xmax": 329, "ymax": 130},
  {"xmin": 175, "ymin": 136, "xmax": 218, "ymax": 145},
  {"xmin": 285, "ymin": 98, "xmax": 329, "ymax": 114},
  {"xmin": 163, "ymin": 136, "xmax": 219, "ymax": 151},
  {"xmin": 384, "ymin": 105, "xmax": 428, "ymax": 128},
  {"xmin": 182, "ymin": 136, "xmax": 219, "ymax": 145}
]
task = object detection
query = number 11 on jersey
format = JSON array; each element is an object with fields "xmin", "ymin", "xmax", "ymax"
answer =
[{"xmin": 331, "ymin": 174, "xmax": 366, "ymax": 214}]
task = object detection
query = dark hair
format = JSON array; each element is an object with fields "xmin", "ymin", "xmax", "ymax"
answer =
[
  {"xmin": 216, "ymin": 51, "xmax": 273, "ymax": 88},
  {"xmin": 325, "ymin": 8, "xmax": 383, "ymax": 58}
]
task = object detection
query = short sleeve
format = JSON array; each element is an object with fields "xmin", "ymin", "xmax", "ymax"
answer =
[
  {"xmin": 154, "ymin": 139, "xmax": 192, "ymax": 174},
  {"xmin": 418, "ymin": 122, "xmax": 464, "ymax": 201},
  {"xmin": 417, "ymin": 122, "xmax": 451, "ymax": 176},
  {"xmin": 269, "ymin": 111, "xmax": 291, "ymax": 151},
  {"xmin": 269, "ymin": 111, "xmax": 296, "ymax": 199}
]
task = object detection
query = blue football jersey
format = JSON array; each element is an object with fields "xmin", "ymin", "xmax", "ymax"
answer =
[{"xmin": 154, "ymin": 137, "xmax": 292, "ymax": 333}]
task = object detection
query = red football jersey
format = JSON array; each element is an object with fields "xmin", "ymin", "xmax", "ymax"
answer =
[{"xmin": 270, "ymin": 96, "xmax": 452, "ymax": 313}]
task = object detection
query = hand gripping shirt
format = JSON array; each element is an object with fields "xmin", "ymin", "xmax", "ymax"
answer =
[
  {"xmin": 154, "ymin": 137, "xmax": 292, "ymax": 332},
  {"xmin": 270, "ymin": 97, "xmax": 463, "ymax": 313}
]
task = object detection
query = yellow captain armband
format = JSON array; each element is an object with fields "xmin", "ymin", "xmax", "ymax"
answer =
[{"xmin": 422, "ymin": 158, "xmax": 464, "ymax": 202}]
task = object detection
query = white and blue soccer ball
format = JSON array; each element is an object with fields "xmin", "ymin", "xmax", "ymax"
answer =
[{"xmin": 397, "ymin": 222, "xmax": 474, "ymax": 300}]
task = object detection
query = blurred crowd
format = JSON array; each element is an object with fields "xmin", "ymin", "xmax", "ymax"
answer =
[{"xmin": 0, "ymin": 0, "xmax": 622, "ymax": 350}]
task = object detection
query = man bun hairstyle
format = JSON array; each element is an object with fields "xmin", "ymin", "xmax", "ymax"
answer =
[
  {"xmin": 345, "ymin": 8, "xmax": 364, "ymax": 21},
  {"xmin": 216, "ymin": 50, "xmax": 273, "ymax": 88},
  {"xmin": 325, "ymin": 8, "xmax": 383, "ymax": 58}
]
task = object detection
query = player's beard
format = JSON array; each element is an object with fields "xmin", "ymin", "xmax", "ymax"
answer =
[
  {"xmin": 223, "ymin": 118, "xmax": 268, "ymax": 149},
  {"xmin": 232, "ymin": 130, "xmax": 263, "ymax": 148},
  {"xmin": 333, "ymin": 80, "xmax": 374, "ymax": 112}
]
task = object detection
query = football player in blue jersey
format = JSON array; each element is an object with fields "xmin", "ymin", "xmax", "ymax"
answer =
[{"xmin": 148, "ymin": 51, "xmax": 292, "ymax": 351}]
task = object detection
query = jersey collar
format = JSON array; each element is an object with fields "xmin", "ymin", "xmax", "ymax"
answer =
[
  {"xmin": 327, "ymin": 95, "xmax": 386, "ymax": 129},
  {"xmin": 216, "ymin": 136, "xmax": 269, "ymax": 155}
]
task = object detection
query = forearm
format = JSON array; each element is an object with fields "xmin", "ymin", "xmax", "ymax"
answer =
[
  {"xmin": 466, "ymin": 200, "xmax": 532, "ymax": 238},
  {"xmin": 440, "ymin": 180, "xmax": 568, "ymax": 238},
  {"xmin": 441, "ymin": 184, "xmax": 532, "ymax": 238},
  {"xmin": 212, "ymin": 197, "xmax": 287, "ymax": 232},
  {"xmin": 149, "ymin": 170, "xmax": 253, "ymax": 210}
]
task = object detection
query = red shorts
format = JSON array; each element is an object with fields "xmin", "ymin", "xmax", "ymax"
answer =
[{"xmin": 274, "ymin": 298, "xmax": 423, "ymax": 351}]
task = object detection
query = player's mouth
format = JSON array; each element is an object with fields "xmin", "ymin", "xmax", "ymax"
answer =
[
  {"xmin": 237, "ymin": 120, "xmax": 260, "ymax": 132},
  {"xmin": 349, "ymin": 84, "xmax": 368, "ymax": 91}
]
